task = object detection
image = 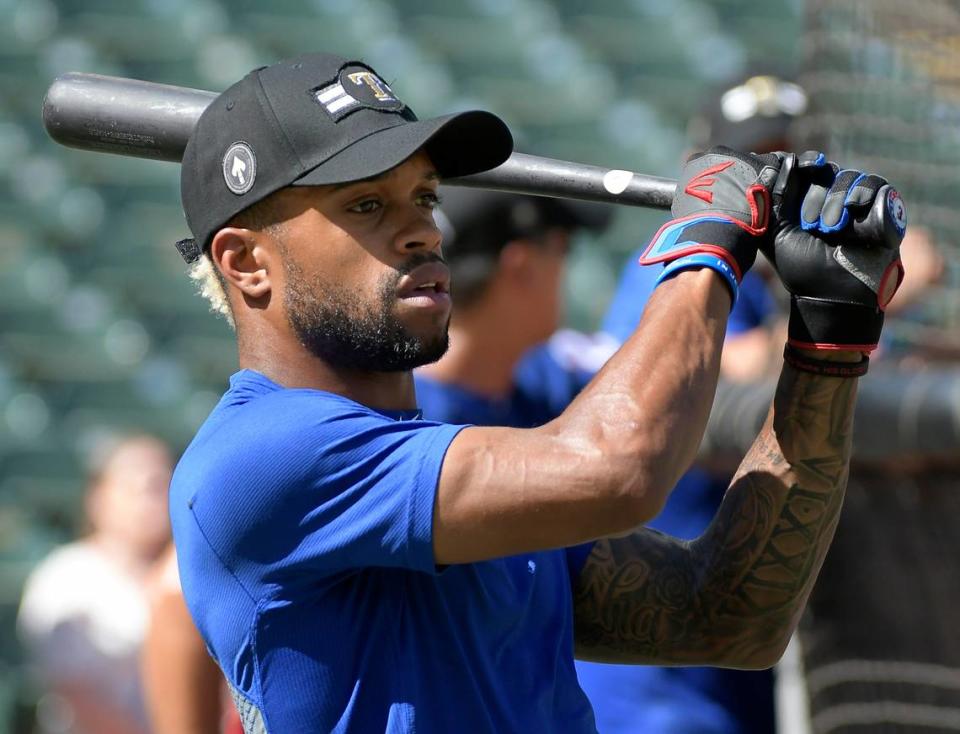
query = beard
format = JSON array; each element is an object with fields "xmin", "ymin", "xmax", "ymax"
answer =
[{"xmin": 282, "ymin": 252, "xmax": 450, "ymax": 372}]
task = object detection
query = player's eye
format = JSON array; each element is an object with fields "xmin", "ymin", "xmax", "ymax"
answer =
[
  {"xmin": 348, "ymin": 198, "xmax": 382, "ymax": 214},
  {"xmin": 417, "ymin": 191, "xmax": 442, "ymax": 209}
]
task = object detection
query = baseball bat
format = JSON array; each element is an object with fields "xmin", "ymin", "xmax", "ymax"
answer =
[
  {"xmin": 41, "ymin": 72, "xmax": 903, "ymax": 246},
  {"xmin": 40, "ymin": 72, "xmax": 672, "ymax": 209}
]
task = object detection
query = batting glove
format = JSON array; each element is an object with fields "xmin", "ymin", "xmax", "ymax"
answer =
[
  {"xmin": 640, "ymin": 146, "xmax": 784, "ymax": 305},
  {"xmin": 763, "ymin": 151, "xmax": 906, "ymax": 353}
]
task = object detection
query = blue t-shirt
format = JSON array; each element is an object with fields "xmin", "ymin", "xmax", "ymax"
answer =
[{"xmin": 170, "ymin": 369, "xmax": 597, "ymax": 734}]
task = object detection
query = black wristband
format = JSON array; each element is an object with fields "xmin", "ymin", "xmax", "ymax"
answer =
[{"xmin": 783, "ymin": 344, "xmax": 869, "ymax": 378}]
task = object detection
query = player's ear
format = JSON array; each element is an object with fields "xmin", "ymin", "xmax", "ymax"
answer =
[{"xmin": 210, "ymin": 227, "xmax": 273, "ymax": 300}]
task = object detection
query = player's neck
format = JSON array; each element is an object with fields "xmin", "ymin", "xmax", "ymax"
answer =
[
  {"xmin": 420, "ymin": 309, "xmax": 531, "ymax": 399},
  {"xmin": 236, "ymin": 322, "xmax": 419, "ymax": 412}
]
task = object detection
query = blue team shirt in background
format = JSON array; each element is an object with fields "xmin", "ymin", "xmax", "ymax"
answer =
[
  {"xmin": 602, "ymin": 262, "xmax": 777, "ymax": 344},
  {"xmin": 599, "ymin": 262, "xmax": 777, "ymax": 734},
  {"xmin": 418, "ymin": 261, "xmax": 776, "ymax": 734},
  {"xmin": 170, "ymin": 369, "xmax": 597, "ymax": 733}
]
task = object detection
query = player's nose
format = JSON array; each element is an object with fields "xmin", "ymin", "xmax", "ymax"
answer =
[{"xmin": 394, "ymin": 207, "xmax": 443, "ymax": 254}]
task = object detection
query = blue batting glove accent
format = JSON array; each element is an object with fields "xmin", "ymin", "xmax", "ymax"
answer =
[
  {"xmin": 818, "ymin": 171, "xmax": 866, "ymax": 233},
  {"xmin": 656, "ymin": 253, "xmax": 739, "ymax": 308},
  {"xmin": 642, "ymin": 214, "xmax": 744, "ymax": 261}
]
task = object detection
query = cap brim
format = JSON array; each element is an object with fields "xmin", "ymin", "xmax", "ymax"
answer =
[{"xmin": 293, "ymin": 110, "xmax": 513, "ymax": 187}]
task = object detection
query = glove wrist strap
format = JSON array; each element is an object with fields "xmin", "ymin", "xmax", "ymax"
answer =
[
  {"xmin": 783, "ymin": 344, "xmax": 869, "ymax": 377},
  {"xmin": 787, "ymin": 297, "xmax": 883, "ymax": 353},
  {"xmin": 656, "ymin": 253, "xmax": 739, "ymax": 309}
]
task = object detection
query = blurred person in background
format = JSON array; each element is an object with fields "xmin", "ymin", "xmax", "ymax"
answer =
[
  {"xmin": 17, "ymin": 434, "xmax": 173, "ymax": 734},
  {"xmin": 577, "ymin": 73, "xmax": 806, "ymax": 734},
  {"xmin": 417, "ymin": 181, "xmax": 782, "ymax": 733},
  {"xmin": 415, "ymin": 188, "xmax": 615, "ymax": 424},
  {"xmin": 584, "ymin": 72, "xmax": 945, "ymax": 734}
]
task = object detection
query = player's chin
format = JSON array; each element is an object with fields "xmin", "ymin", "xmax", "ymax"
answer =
[
  {"xmin": 400, "ymin": 314, "xmax": 450, "ymax": 367},
  {"xmin": 395, "ymin": 294, "xmax": 452, "ymax": 332}
]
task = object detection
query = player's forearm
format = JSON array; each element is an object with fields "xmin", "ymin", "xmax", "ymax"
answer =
[
  {"xmin": 552, "ymin": 267, "xmax": 730, "ymax": 524},
  {"xmin": 694, "ymin": 361, "xmax": 855, "ymax": 665},
  {"xmin": 573, "ymin": 361, "xmax": 855, "ymax": 668}
]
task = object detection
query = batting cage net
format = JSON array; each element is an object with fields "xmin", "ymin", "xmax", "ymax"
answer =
[
  {"xmin": 795, "ymin": 6, "xmax": 960, "ymax": 732},
  {"xmin": 797, "ymin": 0, "xmax": 960, "ymax": 341}
]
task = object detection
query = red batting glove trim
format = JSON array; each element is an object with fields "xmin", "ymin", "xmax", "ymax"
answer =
[
  {"xmin": 878, "ymin": 258, "xmax": 905, "ymax": 312},
  {"xmin": 745, "ymin": 184, "xmax": 771, "ymax": 230},
  {"xmin": 787, "ymin": 338, "xmax": 878, "ymax": 354}
]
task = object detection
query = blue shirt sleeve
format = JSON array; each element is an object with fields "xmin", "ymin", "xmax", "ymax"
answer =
[
  {"xmin": 601, "ymin": 256, "xmax": 661, "ymax": 343},
  {"xmin": 185, "ymin": 393, "xmax": 466, "ymax": 589},
  {"xmin": 564, "ymin": 542, "xmax": 596, "ymax": 588}
]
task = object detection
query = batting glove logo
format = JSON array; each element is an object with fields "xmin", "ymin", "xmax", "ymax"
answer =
[
  {"xmin": 886, "ymin": 187, "xmax": 907, "ymax": 238},
  {"xmin": 222, "ymin": 141, "xmax": 256, "ymax": 195},
  {"xmin": 684, "ymin": 160, "xmax": 734, "ymax": 204}
]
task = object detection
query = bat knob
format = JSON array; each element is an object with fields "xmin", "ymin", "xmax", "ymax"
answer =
[{"xmin": 850, "ymin": 185, "xmax": 907, "ymax": 250}]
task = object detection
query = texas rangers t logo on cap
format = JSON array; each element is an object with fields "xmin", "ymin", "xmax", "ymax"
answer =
[
  {"xmin": 313, "ymin": 64, "xmax": 405, "ymax": 121},
  {"xmin": 222, "ymin": 141, "xmax": 256, "ymax": 195}
]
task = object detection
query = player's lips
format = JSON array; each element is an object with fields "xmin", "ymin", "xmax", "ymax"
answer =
[{"xmin": 397, "ymin": 262, "xmax": 452, "ymax": 309}]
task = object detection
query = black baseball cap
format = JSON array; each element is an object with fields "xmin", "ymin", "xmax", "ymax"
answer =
[
  {"xmin": 435, "ymin": 188, "xmax": 613, "ymax": 260},
  {"xmin": 177, "ymin": 52, "xmax": 513, "ymax": 262}
]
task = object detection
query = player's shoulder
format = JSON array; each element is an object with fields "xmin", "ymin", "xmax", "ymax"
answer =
[
  {"xmin": 171, "ymin": 369, "xmax": 450, "ymax": 507},
  {"xmin": 195, "ymin": 369, "xmax": 398, "ymax": 449}
]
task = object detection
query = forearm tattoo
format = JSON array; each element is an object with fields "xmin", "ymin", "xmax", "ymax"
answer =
[{"xmin": 573, "ymin": 365, "xmax": 856, "ymax": 667}]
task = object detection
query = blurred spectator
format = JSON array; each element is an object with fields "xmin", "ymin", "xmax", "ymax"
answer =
[
  {"xmin": 885, "ymin": 226, "xmax": 945, "ymax": 316},
  {"xmin": 587, "ymin": 72, "xmax": 949, "ymax": 734},
  {"xmin": 574, "ymin": 73, "xmax": 814, "ymax": 734},
  {"xmin": 17, "ymin": 434, "xmax": 173, "ymax": 734},
  {"xmin": 416, "ymin": 187, "xmax": 616, "ymax": 424}
]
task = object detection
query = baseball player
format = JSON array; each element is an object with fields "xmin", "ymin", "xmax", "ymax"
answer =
[{"xmin": 168, "ymin": 52, "xmax": 904, "ymax": 733}]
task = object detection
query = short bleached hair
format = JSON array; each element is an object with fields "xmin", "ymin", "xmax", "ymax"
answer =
[
  {"xmin": 189, "ymin": 254, "xmax": 235, "ymax": 329},
  {"xmin": 188, "ymin": 193, "xmax": 286, "ymax": 330}
]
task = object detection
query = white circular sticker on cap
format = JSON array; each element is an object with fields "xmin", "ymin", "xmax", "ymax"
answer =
[{"xmin": 223, "ymin": 142, "xmax": 256, "ymax": 195}]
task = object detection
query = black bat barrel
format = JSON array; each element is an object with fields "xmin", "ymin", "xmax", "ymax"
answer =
[
  {"xmin": 445, "ymin": 152, "xmax": 677, "ymax": 210},
  {"xmin": 42, "ymin": 72, "xmax": 217, "ymax": 162}
]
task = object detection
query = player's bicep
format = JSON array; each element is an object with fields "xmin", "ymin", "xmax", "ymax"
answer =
[{"xmin": 433, "ymin": 425, "xmax": 644, "ymax": 565}]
